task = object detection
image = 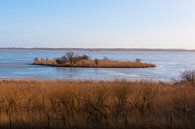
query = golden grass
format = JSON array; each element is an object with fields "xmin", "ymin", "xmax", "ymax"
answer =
[
  {"xmin": 33, "ymin": 59, "xmax": 156, "ymax": 68},
  {"xmin": 0, "ymin": 80, "xmax": 194, "ymax": 129}
]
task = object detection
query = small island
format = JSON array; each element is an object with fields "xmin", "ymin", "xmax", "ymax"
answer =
[{"xmin": 33, "ymin": 52, "xmax": 156, "ymax": 68}]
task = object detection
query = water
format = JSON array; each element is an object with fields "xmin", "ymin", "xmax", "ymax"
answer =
[{"xmin": 0, "ymin": 50, "xmax": 195, "ymax": 81}]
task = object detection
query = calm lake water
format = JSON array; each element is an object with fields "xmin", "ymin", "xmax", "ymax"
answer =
[{"xmin": 0, "ymin": 50, "xmax": 195, "ymax": 81}]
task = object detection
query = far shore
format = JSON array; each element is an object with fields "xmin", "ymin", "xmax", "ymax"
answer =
[{"xmin": 0, "ymin": 47, "xmax": 195, "ymax": 52}]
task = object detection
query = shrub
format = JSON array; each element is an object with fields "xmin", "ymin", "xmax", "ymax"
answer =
[
  {"xmin": 34, "ymin": 57, "xmax": 39, "ymax": 62},
  {"xmin": 82, "ymin": 55, "xmax": 89, "ymax": 60},
  {"xmin": 56, "ymin": 58, "xmax": 65, "ymax": 64},
  {"xmin": 55, "ymin": 52, "xmax": 74, "ymax": 65},
  {"xmin": 180, "ymin": 70, "xmax": 195, "ymax": 86},
  {"xmin": 61, "ymin": 55, "xmax": 67, "ymax": 61},
  {"xmin": 136, "ymin": 58, "xmax": 141, "ymax": 62},
  {"xmin": 55, "ymin": 52, "xmax": 89, "ymax": 66}
]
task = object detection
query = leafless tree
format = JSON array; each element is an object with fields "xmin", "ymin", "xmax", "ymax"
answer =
[{"xmin": 66, "ymin": 52, "xmax": 74, "ymax": 65}]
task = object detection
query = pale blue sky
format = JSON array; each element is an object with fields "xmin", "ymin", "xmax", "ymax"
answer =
[{"xmin": 0, "ymin": 0, "xmax": 195, "ymax": 49}]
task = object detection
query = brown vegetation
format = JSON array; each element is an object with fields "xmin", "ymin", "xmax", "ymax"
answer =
[
  {"xmin": 0, "ymin": 80, "xmax": 194, "ymax": 129},
  {"xmin": 33, "ymin": 52, "xmax": 156, "ymax": 68}
]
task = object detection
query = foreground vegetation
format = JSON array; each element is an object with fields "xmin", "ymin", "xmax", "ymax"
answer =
[
  {"xmin": 33, "ymin": 52, "xmax": 156, "ymax": 68},
  {"xmin": 0, "ymin": 79, "xmax": 194, "ymax": 129}
]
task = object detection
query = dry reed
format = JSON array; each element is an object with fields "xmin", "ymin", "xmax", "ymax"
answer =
[{"xmin": 0, "ymin": 80, "xmax": 194, "ymax": 129}]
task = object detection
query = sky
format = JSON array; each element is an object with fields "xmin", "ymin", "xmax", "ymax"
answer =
[{"xmin": 0, "ymin": 0, "xmax": 195, "ymax": 49}]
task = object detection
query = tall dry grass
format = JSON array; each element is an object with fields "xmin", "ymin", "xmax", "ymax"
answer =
[{"xmin": 0, "ymin": 80, "xmax": 194, "ymax": 129}]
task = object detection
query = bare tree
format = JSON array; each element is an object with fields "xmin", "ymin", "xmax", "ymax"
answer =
[{"xmin": 66, "ymin": 52, "xmax": 74, "ymax": 65}]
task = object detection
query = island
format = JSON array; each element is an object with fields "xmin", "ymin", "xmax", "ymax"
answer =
[{"xmin": 33, "ymin": 52, "xmax": 156, "ymax": 68}]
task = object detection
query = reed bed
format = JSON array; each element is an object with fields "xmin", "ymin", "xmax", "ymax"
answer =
[
  {"xmin": 33, "ymin": 52, "xmax": 156, "ymax": 68},
  {"xmin": 0, "ymin": 80, "xmax": 194, "ymax": 129},
  {"xmin": 33, "ymin": 59, "xmax": 156, "ymax": 68}
]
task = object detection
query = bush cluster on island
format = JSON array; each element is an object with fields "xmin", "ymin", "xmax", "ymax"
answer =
[{"xmin": 33, "ymin": 52, "xmax": 156, "ymax": 68}]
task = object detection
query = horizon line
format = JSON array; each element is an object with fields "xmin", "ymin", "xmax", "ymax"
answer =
[{"xmin": 0, "ymin": 47, "xmax": 195, "ymax": 52}]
